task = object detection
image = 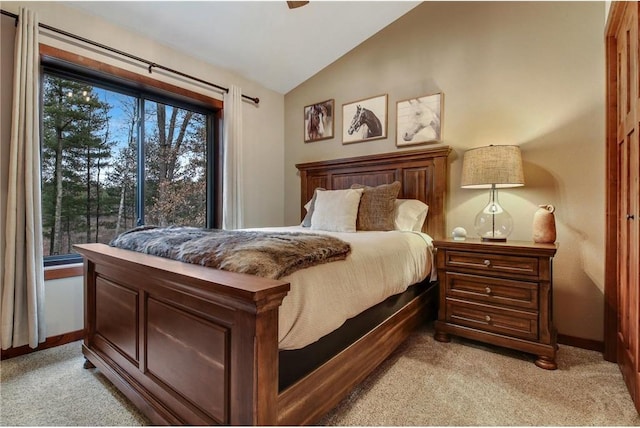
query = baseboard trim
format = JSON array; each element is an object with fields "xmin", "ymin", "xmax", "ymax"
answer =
[
  {"xmin": 1, "ymin": 329, "xmax": 84, "ymax": 360},
  {"xmin": 558, "ymin": 333, "xmax": 604, "ymax": 353}
]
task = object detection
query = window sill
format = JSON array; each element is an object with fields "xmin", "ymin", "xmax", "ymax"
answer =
[{"xmin": 44, "ymin": 263, "xmax": 83, "ymax": 281}]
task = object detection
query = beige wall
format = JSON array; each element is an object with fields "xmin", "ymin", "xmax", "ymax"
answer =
[
  {"xmin": 284, "ymin": 2, "xmax": 606, "ymax": 341},
  {"xmin": 1, "ymin": 3, "xmax": 286, "ymax": 346}
]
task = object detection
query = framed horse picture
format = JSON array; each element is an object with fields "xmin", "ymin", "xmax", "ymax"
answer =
[
  {"xmin": 396, "ymin": 92, "xmax": 443, "ymax": 147},
  {"xmin": 304, "ymin": 99, "xmax": 334, "ymax": 143},
  {"xmin": 342, "ymin": 94, "xmax": 388, "ymax": 144}
]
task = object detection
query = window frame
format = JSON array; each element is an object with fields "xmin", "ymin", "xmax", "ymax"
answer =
[{"xmin": 40, "ymin": 45, "xmax": 222, "ymax": 268}]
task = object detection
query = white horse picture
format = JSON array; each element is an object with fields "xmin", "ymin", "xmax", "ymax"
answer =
[{"xmin": 396, "ymin": 93, "xmax": 443, "ymax": 146}]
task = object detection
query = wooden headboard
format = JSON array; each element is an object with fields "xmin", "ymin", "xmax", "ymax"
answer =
[{"xmin": 295, "ymin": 146, "xmax": 451, "ymax": 239}]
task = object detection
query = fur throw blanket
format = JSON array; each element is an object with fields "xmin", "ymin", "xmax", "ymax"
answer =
[{"xmin": 110, "ymin": 226, "xmax": 351, "ymax": 279}]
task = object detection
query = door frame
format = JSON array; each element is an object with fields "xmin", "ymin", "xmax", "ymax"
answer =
[{"xmin": 603, "ymin": 1, "xmax": 638, "ymax": 363}]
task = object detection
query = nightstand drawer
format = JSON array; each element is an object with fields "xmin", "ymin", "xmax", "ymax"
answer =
[
  {"xmin": 444, "ymin": 251, "xmax": 539, "ymax": 277},
  {"xmin": 445, "ymin": 272, "xmax": 539, "ymax": 310},
  {"xmin": 445, "ymin": 299, "xmax": 538, "ymax": 341}
]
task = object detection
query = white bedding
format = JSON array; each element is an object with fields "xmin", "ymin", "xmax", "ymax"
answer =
[{"xmin": 250, "ymin": 226, "xmax": 435, "ymax": 350}]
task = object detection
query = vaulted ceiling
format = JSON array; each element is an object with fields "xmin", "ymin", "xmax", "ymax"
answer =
[{"xmin": 66, "ymin": 1, "xmax": 421, "ymax": 94}]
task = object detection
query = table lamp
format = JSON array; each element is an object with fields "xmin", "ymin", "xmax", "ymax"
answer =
[{"xmin": 460, "ymin": 145, "xmax": 524, "ymax": 242}]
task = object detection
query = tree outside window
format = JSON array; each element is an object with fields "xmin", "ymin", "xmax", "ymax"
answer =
[{"xmin": 41, "ymin": 73, "xmax": 212, "ymax": 259}]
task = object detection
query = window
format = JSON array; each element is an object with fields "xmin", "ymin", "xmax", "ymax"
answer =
[{"xmin": 41, "ymin": 66, "xmax": 218, "ymax": 265}]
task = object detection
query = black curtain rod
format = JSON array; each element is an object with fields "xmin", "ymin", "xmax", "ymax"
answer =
[{"xmin": 1, "ymin": 9, "xmax": 260, "ymax": 104}]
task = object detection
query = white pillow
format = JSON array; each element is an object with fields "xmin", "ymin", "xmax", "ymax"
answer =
[
  {"xmin": 310, "ymin": 188, "xmax": 364, "ymax": 232},
  {"xmin": 301, "ymin": 187, "xmax": 325, "ymax": 227},
  {"xmin": 394, "ymin": 199, "xmax": 429, "ymax": 232}
]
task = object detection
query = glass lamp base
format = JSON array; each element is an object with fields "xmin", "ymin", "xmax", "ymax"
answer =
[{"xmin": 474, "ymin": 189, "xmax": 513, "ymax": 242}]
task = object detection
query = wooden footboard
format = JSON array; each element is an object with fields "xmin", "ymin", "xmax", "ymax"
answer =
[
  {"xmin": 77, "ymin": 147, "xmax": 449, "ymax": 425},
  {"xmin": 77, "ymin": 243, "xmax": 290, "ymax": 425}
]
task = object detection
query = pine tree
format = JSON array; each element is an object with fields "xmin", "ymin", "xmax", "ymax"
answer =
[{"xmin": 41, "ymin": 76, "xmax": 112, "ymax": 254}]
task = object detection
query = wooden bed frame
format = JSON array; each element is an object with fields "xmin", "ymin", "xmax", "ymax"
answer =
[{"xmin": 75, "ymin": 146, "xmax": 451, "ymax": 425}]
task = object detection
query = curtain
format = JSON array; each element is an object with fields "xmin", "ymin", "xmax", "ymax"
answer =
[
  {"xmin": 1, "ymin": 7, "xmax": 45, "ymax": 350},
  {"xmin": 221, "ymin": 85, "xmax": 244, "ymax": 230}
]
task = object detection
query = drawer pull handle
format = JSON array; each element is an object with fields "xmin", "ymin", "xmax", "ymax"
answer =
[
  {"xmin": 485, "ymin": 287, "xmax": 492, "ymax": 295},
  {"xmin": 483, "ymin": 259, "xmax": 491, "ymax": 267},
  {"xmin": 485, "ymin": 315, "xmax": 491, "ymax": 322}
]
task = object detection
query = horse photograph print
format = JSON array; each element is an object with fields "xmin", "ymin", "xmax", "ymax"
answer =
[
  {"xmin": 342, "ymin": 94, "xmax": 387, "ymax": 144},
  {"xmin": 396, "ymin": 92, "xmax": 443, "ymax": 147},
  {"xmin": 304, "ymin": 99, "xmax": 334, "ymax": 142}
]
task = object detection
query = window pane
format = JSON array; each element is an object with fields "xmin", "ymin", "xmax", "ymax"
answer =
[
  {"xmin": 41, "ymin": 68, "xmax": 216, "ymax": 263},
  {"xmin": 143, "ymin": 101, "xmax": 207, "ymax": 227},
  {"xmin": 41, "ymin": 74, "xmax": 138, "ymax": 256}
]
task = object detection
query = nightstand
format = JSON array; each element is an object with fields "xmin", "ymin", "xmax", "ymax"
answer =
[{"xmin": 433, "ymin": 238, "xmax": 558, "ymax": 369}]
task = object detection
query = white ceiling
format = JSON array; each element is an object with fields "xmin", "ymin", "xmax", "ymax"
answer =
[{"xmin": 66, "ymin": 1, "xmax": 421, "ymax": 94}]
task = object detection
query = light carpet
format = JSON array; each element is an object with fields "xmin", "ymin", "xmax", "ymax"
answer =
[{"xmin": 1, "ymin": 323, "xmax": 639, "ymax": 426}]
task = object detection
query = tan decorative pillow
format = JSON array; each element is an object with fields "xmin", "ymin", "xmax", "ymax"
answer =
[{"xmin": 350, "ymin": 181, "xmax": 401, "ymax": 231}]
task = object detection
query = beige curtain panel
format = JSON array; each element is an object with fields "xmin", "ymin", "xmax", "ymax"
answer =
[
  {"xmin": 2, "ymin": 7, "xmax": 46, "ymax": 350},
  {"xmin": 222, "ymin": 85, "xmax": 244, "ymax": 230}
]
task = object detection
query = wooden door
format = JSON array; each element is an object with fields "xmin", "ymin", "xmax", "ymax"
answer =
[{"xmin": 605, "ymin": 1, "xmax": 640, "ymax": 413}]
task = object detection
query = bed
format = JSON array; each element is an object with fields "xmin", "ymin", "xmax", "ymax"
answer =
[{"xmin": 75, "ymin": 146, "xmax": 451, "ymax": 425}]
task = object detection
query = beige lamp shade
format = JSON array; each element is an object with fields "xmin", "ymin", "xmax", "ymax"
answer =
[{"xmin": 461, "ymin": 145, "xmax": 525, "ymax": 189}]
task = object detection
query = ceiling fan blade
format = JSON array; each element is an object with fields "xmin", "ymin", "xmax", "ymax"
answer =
[{"xmin": 287, "ymin": 1, "xmax": 309, "ymax": 9}]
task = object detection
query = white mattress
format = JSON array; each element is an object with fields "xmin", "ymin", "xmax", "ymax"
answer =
[{"xmin": 250, "ymin": 226, "xmax": 435, "ymax": 350}]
